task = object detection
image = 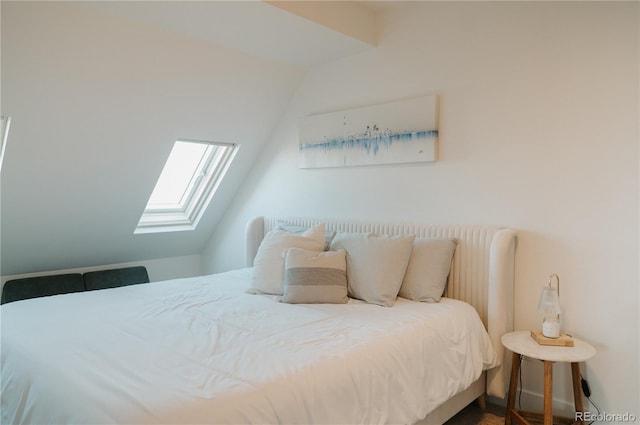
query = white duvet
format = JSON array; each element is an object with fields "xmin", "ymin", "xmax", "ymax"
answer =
[{"xmin": 1, "ymin": 268, "xmax": 498, "ymax": 424}]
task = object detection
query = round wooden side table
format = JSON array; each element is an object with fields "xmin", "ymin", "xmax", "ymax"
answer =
[{"xmin": 501, "ymin": 331, "xmax": 596, "ymax": 425}]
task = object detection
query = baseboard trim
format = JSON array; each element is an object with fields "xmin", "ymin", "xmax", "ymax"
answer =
[{"xmin": 488, "ymin": 390, "xmax": 576, "ymax": 418}]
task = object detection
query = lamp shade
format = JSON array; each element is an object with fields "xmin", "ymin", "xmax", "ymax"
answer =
[
  {"xmin": 538, "ymin": 274, "xmax": 561, "ymax": 338},
  {"xmin": 537, "ymin": 285, "xmax": 561, "ymax": 316}
]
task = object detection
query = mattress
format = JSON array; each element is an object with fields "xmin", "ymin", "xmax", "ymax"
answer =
[{"xmin": 1, "ymin": 268, "xmax": 499, "ymax": 424}]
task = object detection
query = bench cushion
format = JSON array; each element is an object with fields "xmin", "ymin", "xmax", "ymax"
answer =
[
  {"xmin": 1, "ymin": 273, "xmax": 85, "ymax": 304},
  {"xmin": 83, "ymin": 266, "xmax": 149, "ymax": 291}
]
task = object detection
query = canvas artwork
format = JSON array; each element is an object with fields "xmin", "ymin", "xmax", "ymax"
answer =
[{"xmin": 299, "ymin": 96, "xmax": 438, "ymax": 169}]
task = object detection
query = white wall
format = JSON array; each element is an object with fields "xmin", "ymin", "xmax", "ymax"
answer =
[
  {"xmin": 1, "ymin": 1, "xmax": 304, "ymax": 276},
  {"xmin": 203, "ymin": 1, "xmax": 638, "ymax": 417}
]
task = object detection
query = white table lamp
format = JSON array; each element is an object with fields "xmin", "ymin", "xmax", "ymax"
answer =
[{"xmin": 537, "ymin": 273, "xmax": 561, "ymax": 338}]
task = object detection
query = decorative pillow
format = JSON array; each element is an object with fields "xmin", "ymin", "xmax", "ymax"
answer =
[
  {"xmin": 330, "ymin": 233, "xmax": 415, "ymax": 307},
  {"xmin": 275, "ymin": 222, "xmax": 336, "ymax": 251},
  {"xmin": 250, "ymin": 223, "xmax": 326, "ymax": 295},
  {"xmin": 282, "ymin": 248, "xmax": 347, "ymax": 304},
  {"xmin": 399, "ymin": 238, "xmax": 458, "ymax": 302}
]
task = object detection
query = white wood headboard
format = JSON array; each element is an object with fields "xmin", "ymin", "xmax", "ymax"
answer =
[{"xmin": 244, "ymin": 216, "xmax": 517, "ymax": 398}]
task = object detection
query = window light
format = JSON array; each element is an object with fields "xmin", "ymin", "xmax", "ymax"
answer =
[
  {"xmin": 0, "ymin": 116, "xmax": 11, "ymax": 173},
  {"xmin": 134, "ymin": 139, "xmax": 238, "ymax": 234}
]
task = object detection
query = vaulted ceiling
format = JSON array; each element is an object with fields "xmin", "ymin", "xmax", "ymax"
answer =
[{"xmin": 0, "ymin": 1, "xmax": 379, "ymax": 276}]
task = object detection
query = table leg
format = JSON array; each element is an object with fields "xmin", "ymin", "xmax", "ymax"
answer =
[
  {"xmin": 543, "ymin": 360, "xmax": 553, "ymax": 425},
  {"xmin": 505, "ymin": 351, "xmax": 521, "ymax": 425},
  {"xmin": 572, "ymin": 362, "xmax": 585, "ymax": 424}
]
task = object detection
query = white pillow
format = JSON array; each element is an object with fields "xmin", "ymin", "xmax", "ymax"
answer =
[
  {"xmin": 282, "ymin": 248, "xmax": 347, "ymax": 304},
  {"xmin": 399, "ymin": 238, "xmax": 458, "ymax": 302},
  {"xmin": 330, "ymin": 233, "xmax": 415, "ymax": 307},
  {"xmin": 275, "ymin": 222, "xmax": 336, "ymax": 251},
  {"xmin": 249, "ymin": 223, "xmax": 325, "ymax": 295}
]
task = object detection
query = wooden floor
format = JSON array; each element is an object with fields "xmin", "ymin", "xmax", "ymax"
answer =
[{"xmin": 444, "ymin": 402, "xmax": 506, "ymax": 425}]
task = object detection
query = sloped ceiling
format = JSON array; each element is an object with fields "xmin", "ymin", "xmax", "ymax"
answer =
[{"xmin": 0, "ymin": 1, "xmax": 377, "ymax": 276}]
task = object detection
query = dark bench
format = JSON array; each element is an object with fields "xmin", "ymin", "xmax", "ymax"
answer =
[{"xmin": 1, "ymin": 266, "xmax": 149, "ymax": 304}]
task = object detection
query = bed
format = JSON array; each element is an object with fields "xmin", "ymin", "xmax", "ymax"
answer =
[{"xmin": 1, "ymin": 216, "xmax": 517, "ymax": 424}]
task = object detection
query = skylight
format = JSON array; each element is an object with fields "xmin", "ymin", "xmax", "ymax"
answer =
[{"xmin": 135, "ymin": 139, "xmax": 238, "ymax": 234}]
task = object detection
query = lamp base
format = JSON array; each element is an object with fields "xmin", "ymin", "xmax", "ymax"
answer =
[{"xmin": 530, "ymin": 330, "xmax": 574, "ymax": 347}]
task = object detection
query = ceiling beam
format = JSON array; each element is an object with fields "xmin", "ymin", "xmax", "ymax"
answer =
[{"xmin": 265, "ymin": 1, "xmax": 377, "ymax": 46}]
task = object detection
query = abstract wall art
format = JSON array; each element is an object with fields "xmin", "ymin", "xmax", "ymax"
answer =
[{"xmin": 298, "ymin": 95, "xmax": 438, "ymax": 169}]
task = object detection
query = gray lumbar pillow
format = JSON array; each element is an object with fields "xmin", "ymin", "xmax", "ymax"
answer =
[
  {"xmin": 282, "ymin": 248, "xmax": 348, "ymax": 304},
  {"xmin": 399, "ymin": 238, "xmax": 458, "ymax": 302}
]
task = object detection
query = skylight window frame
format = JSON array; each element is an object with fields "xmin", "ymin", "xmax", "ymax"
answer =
[
  {"xmin": 134, "ymin": 139, "xmax": 238, "ymax": 234},
  {"xmin": 144, "ymin": 143, "xmax": 214, "ymax": 214}
]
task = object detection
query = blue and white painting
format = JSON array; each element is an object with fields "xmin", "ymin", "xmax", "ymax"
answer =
[{"xmin": 299, "ymin": 95, "xmax": 438, "ymax": 169}]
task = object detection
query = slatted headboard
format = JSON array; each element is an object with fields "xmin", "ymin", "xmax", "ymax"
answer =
[{"xmin": 244, "ymin": 216, "xmax": 517, "ymax": 398}]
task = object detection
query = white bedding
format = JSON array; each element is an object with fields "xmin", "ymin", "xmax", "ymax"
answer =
[{"xmin": 1, "ymin": 268, "xmax": 499, "ymax": 424}]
